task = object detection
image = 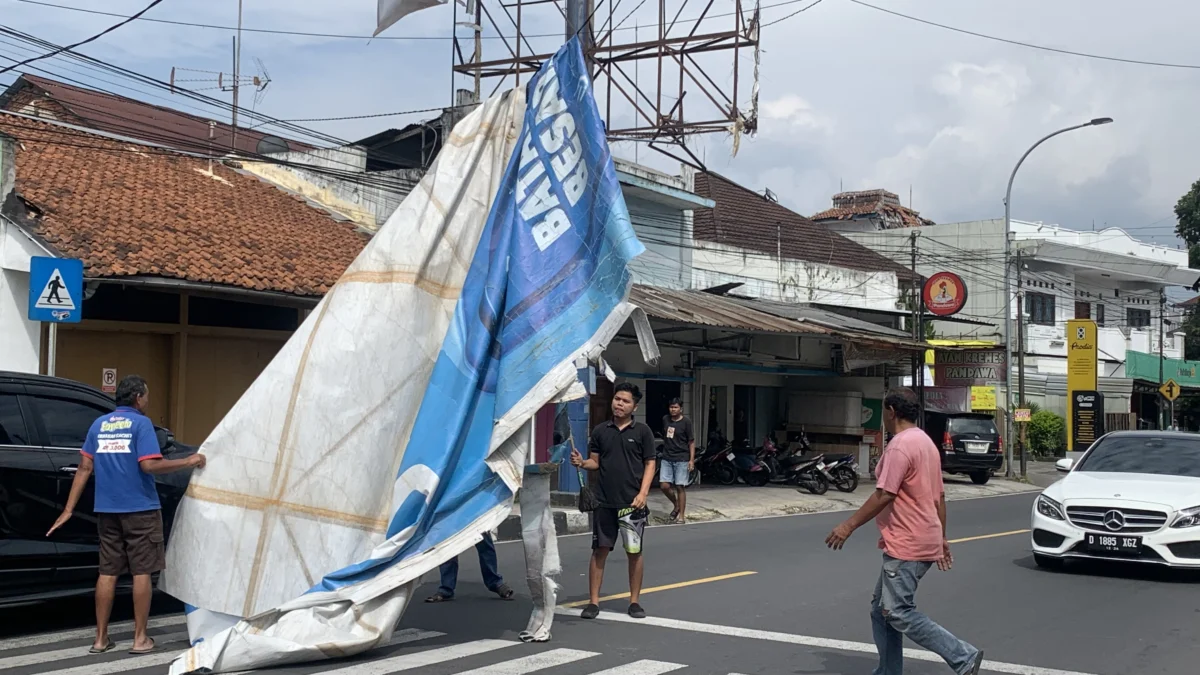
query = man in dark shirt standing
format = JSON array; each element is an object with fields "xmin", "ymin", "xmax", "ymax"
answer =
[
  {"xmin": 659, "ymin": 398, "xmax": 694, "ymax": 523},
  {"xmin": 571, "ymin": 382, "xmax": 656, "ymax": 620}
]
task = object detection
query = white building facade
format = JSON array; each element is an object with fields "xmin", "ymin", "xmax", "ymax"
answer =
[{"xmin": 843, "ymin": 218, "xmax": 1199, "ymax": 417}]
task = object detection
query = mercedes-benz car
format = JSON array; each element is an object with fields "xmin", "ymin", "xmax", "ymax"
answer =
[{"xmin": 1031, "ymin": 430, "xmax": 1200, "ymax": 570}]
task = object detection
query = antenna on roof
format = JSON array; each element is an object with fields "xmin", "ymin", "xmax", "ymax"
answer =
[{"xmin": 168, "ymin": 57, "xmax": 271, "ymax": 152}]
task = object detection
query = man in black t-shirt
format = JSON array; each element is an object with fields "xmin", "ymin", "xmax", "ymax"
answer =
[
  {"xmin": 659, "ymin": 398, "xmax": 695, "ymax": 523},
  {"xmin": 571, "ymin": 382, "xmax": 656, "ymax": 620}
]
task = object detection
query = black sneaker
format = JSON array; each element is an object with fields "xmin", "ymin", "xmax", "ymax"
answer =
[
  {"xmin": 966, "ymin": 649, "xmax": 985, "ymax": 675},
  {"xmin": 627, "ymin": 602, "xmax": 646, "ymax": 619},
  {"xmin": 580, "ymin": 603, "xmax": 600, "ymax": 620}
]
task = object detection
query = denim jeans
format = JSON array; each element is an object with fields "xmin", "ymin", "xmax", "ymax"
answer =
[
  {"xmin": 870, "ymin": 554, "xmax": 980, "ymax": 675},
  {"xmin": 438, "ymin": 532, "xmax": 504, "ymax": 598}
]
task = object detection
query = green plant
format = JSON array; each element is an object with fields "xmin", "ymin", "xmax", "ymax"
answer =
[{"xmin": 1027, "ymin": 410, "xmax": 1066, "ymax": 458}]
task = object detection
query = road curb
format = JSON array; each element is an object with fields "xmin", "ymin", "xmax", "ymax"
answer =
[{"xmin": 496, "ymin": 509, "xmax": 589, "ymax": 542}]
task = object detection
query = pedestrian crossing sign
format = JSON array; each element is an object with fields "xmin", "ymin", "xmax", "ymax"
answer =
[{"xmin": 28, "ymin": 256, "xmax": 83, "ymax": 323}]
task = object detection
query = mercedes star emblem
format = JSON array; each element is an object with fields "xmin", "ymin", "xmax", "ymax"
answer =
[{"xmin": 1103, "ymin": 510, "xmax": 1126, "ymax": 531}]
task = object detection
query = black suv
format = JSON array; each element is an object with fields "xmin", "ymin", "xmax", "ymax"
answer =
[
  {"xmin": 0, "ymin": 372, "xmax": 194, "ymax": 607},
  {"xmin": 922, "ymin": 411, "xmax": 1003, "ymax": 485}
]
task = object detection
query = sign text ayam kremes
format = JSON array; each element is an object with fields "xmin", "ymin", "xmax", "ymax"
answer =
[
  {"xmin": 937, "ymin": 349, "xmax": 1006, "ymax": 381},
  {"xmin": 517, "ymin": 63, "xmax": 588, "ymax": 251}
]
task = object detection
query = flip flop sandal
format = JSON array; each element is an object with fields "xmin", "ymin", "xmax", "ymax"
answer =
[
  {"xmin": 495, "ymin": 584, "xmax": 515, "ymax": 600},
  {"xmin": 129, "ymin": 638, "xmax": 156, "ymax": 655},
  {"xmin": 424, "ymin": 593, "xmax": 453, "ymax": 603},
  {"xmin": 88, "ymin": 641, "xmax": 115, "ymax": 655}
]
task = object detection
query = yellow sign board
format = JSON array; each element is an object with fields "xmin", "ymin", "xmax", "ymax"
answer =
[
  {"xmin": 1014, "ymin": 408, "xmax": 1032, "ymax": 422},
  {"xmin": 1066, "ymin": 320, "xmax": 1098, "ymax": 391},
  {"xmin": 1160, "ymin": 379, "xmax": 1181, "ymax": 402},
  {"xmin": 970, "ymin": 385, "xmax": 997, "ymax": 411},
  {"xmin": 1066, "ymin": 319, "xmax": 1098, "ymax": 452}
]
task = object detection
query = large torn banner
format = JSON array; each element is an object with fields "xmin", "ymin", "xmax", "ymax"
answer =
[{"xmin": 159, "ymin": 38, "xmax": 643, "ymax": 674}]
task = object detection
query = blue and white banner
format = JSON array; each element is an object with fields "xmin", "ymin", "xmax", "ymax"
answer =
[{"xmin": 160, "ymin": 39, "xmax": 643, "ymax": 673}]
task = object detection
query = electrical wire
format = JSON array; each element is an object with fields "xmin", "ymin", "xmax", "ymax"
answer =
[
  {"xmin": 0, "ymin": 0, "xmax": 165, "ymax": 75},
  {"xmin": 846, "ymin": 0, "xmax": 1200, "ymax": 71}
]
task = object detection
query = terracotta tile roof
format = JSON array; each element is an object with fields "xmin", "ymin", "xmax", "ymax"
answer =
[
  {"xmin": 1, "ymin": 75, "xmax": 313, "ymax": 157},
  {"xmin": 691, "ymin": 172, "xmax": 918, "ymax": 283},
  {"xmin": 811, "ymin": 189, "xmax": 934, "ymax": 229},
  {"xmin": 0, "ymin": 114, "xmax": 366, "ymax": 296}
]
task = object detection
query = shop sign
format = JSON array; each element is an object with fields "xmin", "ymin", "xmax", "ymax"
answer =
[
  {"xmin": 922, "ymin": 271, "xmax": 968, "ymax": 317},
  {"xmin": 924, "ymin": 386, "xmax": 970, "ymax": 413},
  {"xmin": 970, "ymin": 385, "xmax": 997, "ymax": 411},
  {"xmin": 1070, "ymin": 390, "xmax": 1105, "ymax": 452},
  {"xmin": 933, "ymin": 349, "xmax": 1006, "ymax": 386},
  {"xmin": 1066, "ymin": 319, "xmax": 1098, "ymax": 392},
  {"xmin": 861, "ymin": 398, "xmax": 883, "ymax": 431}
]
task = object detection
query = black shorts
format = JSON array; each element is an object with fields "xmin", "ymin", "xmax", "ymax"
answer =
[{"xmin": 592, "ymin": 506, "xmax": 649, "ymax": 553}]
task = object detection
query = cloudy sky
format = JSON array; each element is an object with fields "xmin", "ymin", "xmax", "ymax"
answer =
[{"xmin": 3, "ymin": 0, "xmax": 1200, "ymax": 250}]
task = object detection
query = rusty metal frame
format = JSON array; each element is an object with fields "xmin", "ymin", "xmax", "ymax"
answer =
[{"xmin": 452, "ymin": 0, "xmax": 759, "ymax": 167}]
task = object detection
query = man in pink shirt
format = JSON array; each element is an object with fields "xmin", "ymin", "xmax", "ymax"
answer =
[{"xmin": 826, "ymin": 388, "xmax": 984, "ymax": 675}]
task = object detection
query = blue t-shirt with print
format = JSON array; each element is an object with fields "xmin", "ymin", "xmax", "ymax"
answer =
[{"xmin": 81, "ymin": 407, "xmax": 163, "ymax": 513}]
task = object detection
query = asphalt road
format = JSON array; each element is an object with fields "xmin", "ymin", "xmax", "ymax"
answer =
[{"xmin": 3, "ymin": 492, "xmax": 1199, "ymax": 675}]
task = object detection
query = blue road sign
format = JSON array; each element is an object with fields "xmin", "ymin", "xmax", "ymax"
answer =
[{"xmin": 28, "ymin": 256, "xmax": 83, "ymax": 323}]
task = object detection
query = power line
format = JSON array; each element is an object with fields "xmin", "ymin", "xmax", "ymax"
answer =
[
  {"xmin": 0, "ymin": 0, "xmax": 165, "ymax": 75},
  {"xmin": 846, "ymin": 0, "xmax": 1200, "ymax": 71},
  {"xmin": 16, "ymin": 0, "xmax": 816, "ymax": 43},
  {"xmin": 761, "ymin": 0, "xmax": 824, "ymax": 28}
]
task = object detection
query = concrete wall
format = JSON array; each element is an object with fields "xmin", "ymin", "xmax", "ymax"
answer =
[
  {"xmin": 244, "ymin": 146, "xmax": 421, "ymax": 232},
  {"xmin": 627, "ymin": 195, "xmax": 692, "ymax": 290},
  {"xmin": 690, "ymin": 241, "xmax": 901, "ymax": 311},
  {"xmin": 0, "ymin": 215, "xmax": 46, "ymax": 373}
]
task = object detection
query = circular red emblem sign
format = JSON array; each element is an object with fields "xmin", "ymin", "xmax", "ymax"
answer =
[{"xmin": 922, "ymin": 272, "xmax": 968, "ymax": 317}]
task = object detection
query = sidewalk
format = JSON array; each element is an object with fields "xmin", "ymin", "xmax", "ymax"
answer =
[{"xmin": 496, "ymin": 474, "xmax": 1040, "ymax": 540}]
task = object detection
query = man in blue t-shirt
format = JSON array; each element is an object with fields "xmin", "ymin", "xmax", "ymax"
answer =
[{"xmin": 47, "ymin": 375, "xmax": 205, "ymax": 655}]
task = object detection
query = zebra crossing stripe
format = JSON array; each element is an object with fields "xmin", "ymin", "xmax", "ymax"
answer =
[
  {"xmin": 27, "ymin": 649, "xmax": 180, "ymax": 675},
  {"xmin": 0, "ymin": 615, "xmax": 188, "ymax": 651},
  {"xmin": 314, "ymin": 639, "xmax": 522, "ymax": 674},
  {"xmin": 20, "ymin": 626, "xmax": 444, "ymax": 675},
  {"xmin": 450, "ymin": 648, "xmax": 599, "ymax": 673},
  {"xmin": 586, "ymin": 660, "xmax": 688, "ymax": 675},
  {"xmin": 0, "ymin": 631, "xmax": 190, "ymax": 670}
]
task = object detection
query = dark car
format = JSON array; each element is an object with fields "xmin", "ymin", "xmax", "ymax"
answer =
[
  {"xmin": 922, "ymin": 411, "xmax": 1003, "ymax": 485},
  {"xmin": 0, "ymin": 371, "xmax": 195, "ymax": 607}
]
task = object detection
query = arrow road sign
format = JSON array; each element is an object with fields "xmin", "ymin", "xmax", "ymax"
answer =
[{"xmin": 1160, "ymin": 378, "xmax": 1181, "ymax": 402}]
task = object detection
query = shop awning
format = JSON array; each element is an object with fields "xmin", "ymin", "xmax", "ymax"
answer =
[{"xmin": 629, "ymin": 285, "xmax": 930, "ymax": 351}]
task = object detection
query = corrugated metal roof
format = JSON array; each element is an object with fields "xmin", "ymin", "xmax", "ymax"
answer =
[
  {"xmin": 725, "ymin": 297, "xmax": 911, "ymax": 338},
  {"xmin": 629, "ymin": 285, "xmax": 928, "ymax": 350},
  {"xmin": 630, "ymin": 285, "xmax": 816, "ymax": 334}
]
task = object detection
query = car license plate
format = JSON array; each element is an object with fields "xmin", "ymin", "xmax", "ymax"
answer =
[
  {"xmin": 1085, "ymin": 533, "xmax": 1141, "ymax": 555},
  {"xmin": 726, "ymin": 452, "xmax": 736, "ymax": 461},
  {"xmin": 964, "ymin": 441, "xmax": 989, "ymax": 454}
]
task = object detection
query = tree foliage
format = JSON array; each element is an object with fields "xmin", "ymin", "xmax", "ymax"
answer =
[
  {"xmin": 1175, "ymin": 178, "xmax": 1200, "ymax": 269},
  {"xmin": 1027, "ymin": 410, "xmax": 1066, "ymax": 458}
]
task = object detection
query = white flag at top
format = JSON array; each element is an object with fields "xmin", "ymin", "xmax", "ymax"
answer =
[{"xmin": 376, "ymin": 0, "xmax": 448, "ymax": 35}]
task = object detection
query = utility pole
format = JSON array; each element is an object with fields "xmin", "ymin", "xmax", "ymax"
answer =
[
  {"xmin": 1016, "ymin": 252, "xmax": 1027, "ymax": 478},
  {"xmin": 1159, "ymin": 290, "xmax": 1166, "ymax": 430},
  {"xmin": 231, "ymin": 0, "xmax": 244, "ymax": 152},
  {"xmin": 910, "ymin": 231, "xmax": 922, "ymax": 418},
  {"xmin": 1003, "ymin": 117, "xmax": 1113, "ymax": 475},
  {"xmin": 565, "ymin": 0, "xmax": 595, "ymax": 71}
]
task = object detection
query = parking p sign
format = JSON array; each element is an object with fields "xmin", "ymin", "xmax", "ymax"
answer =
[{"xmin": 28, "ymin": 256, "xmax": 83, "ymax": 323}]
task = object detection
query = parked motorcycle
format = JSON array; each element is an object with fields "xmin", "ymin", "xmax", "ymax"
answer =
[
  {"xmin": 785, "ymin": 453, "xmax": 831, "ymax": 495},
  {"xmin": 821, "ymin": 453, "xmax": 860, "ymax": 493}
]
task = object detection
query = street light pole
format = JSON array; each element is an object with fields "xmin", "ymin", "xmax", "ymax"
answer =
[{"xmin": 1003, "ymin": 117, "xmax": 1112, "ymax": 477}]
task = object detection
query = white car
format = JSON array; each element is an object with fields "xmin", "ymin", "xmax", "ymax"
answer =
[{"xmin": 1031, "ymin": 430, "xmax": 1200, "ymax": 570}]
